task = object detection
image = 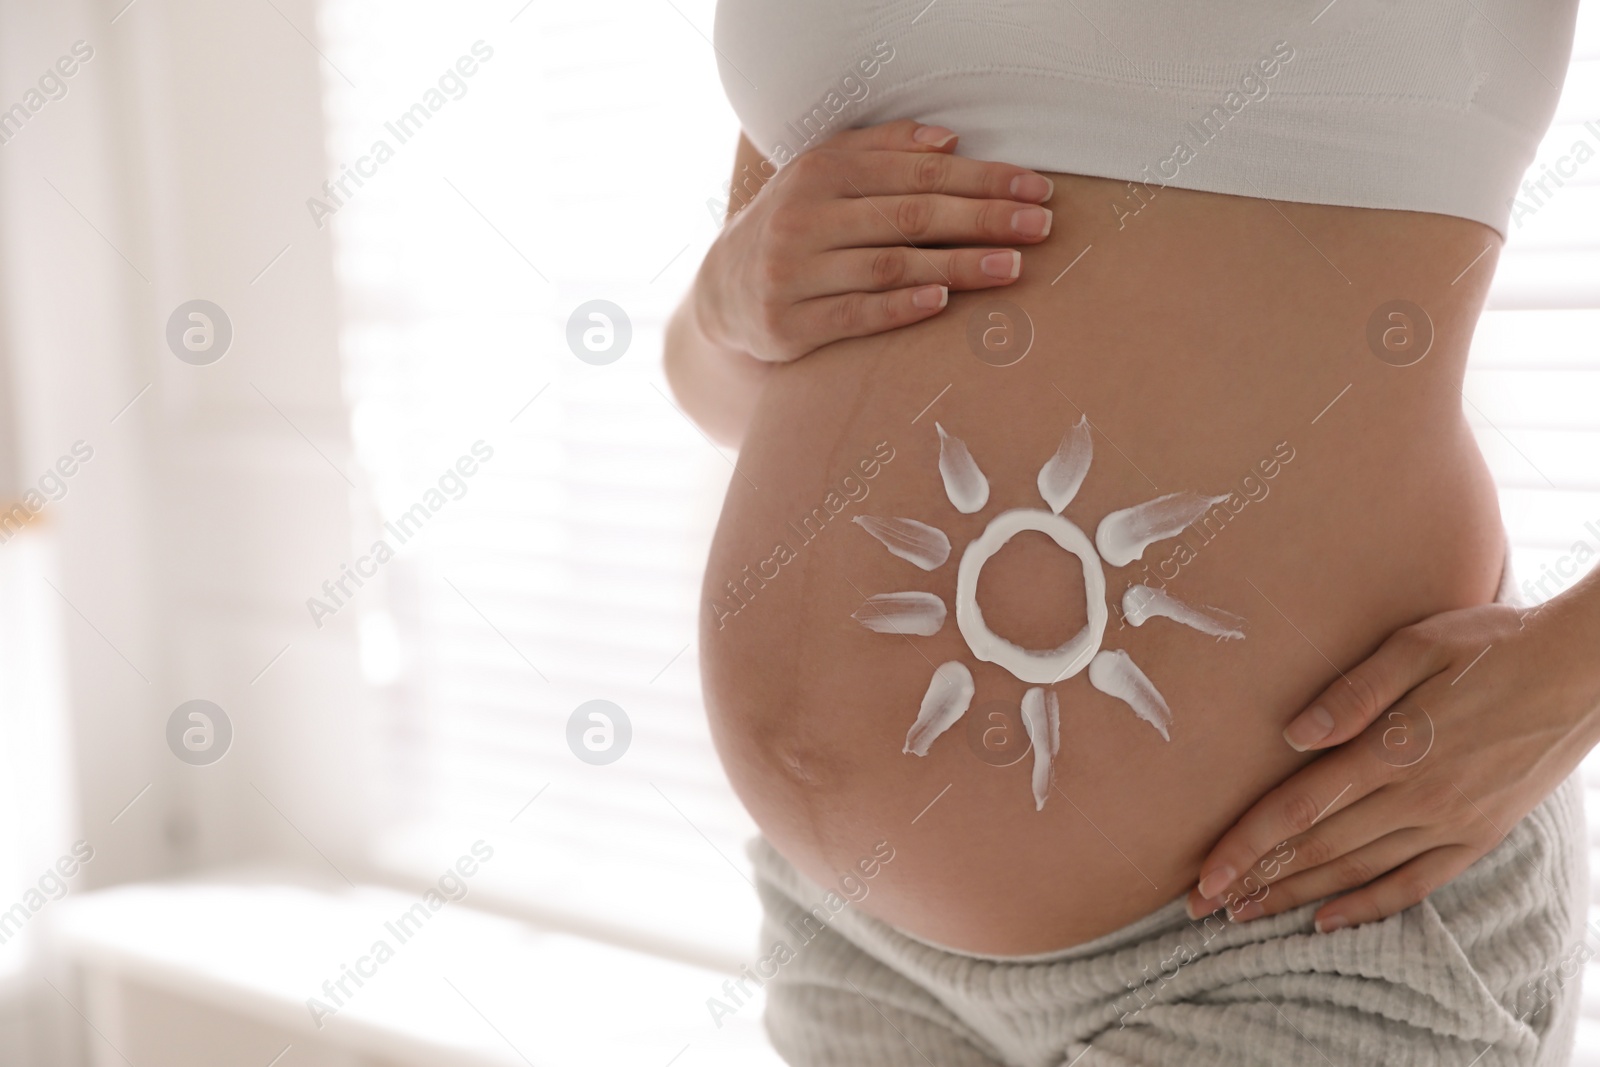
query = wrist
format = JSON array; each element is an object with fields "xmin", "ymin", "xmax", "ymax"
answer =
[{"xmin": 1533, "ymin": 577, "xmax": 1600, "ymax": 736}]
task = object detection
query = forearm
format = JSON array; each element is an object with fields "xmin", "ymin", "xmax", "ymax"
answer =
[{"xmin": 662, "ymin": 280, "xmax": 773, "ymax": 449}]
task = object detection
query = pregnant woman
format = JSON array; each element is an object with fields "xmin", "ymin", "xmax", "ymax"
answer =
[{"xmin": 665, "ymin": 3, "xmax": 1598, "ymax": 1064}]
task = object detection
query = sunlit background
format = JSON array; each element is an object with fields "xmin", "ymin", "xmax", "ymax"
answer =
[{"xmin": 0, "ymin": 0, "xmax": 1598, "ymax": 1063}]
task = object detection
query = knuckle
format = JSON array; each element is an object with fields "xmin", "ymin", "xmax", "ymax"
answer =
[
  {"xmin": 977, "ymin": 199, "xmax": 1008, "ymax": 236},
  {"xmin": 1281, "ymin": 791, "xmax": 1323, "ymax": 836},
  {"xmin": 893, "ymin": 195, "xmax": 935, "ymax": 236},
  {"xmin": 1400, "ymin": 872, "xmax": 1434, "ymax": 905},
  {"xmin": 1341, "ymin": 669, "xmax": 1384, "ymax": 720},
  {"xmin": 788, "ymin": 150, "xmax": 829, "ymax": 183},
  {"xmin": 910, "ymin": 152, "xmax": 948, "ymax": 194},
  {"xmin": 1288, "ymin": 833, "xmax": 1334, "ymax": 871},
  {"xmin": 880, "ymin": 290, "xmax": 910, "ymax": 324},
  {"xmin": 827, "ymin": 294, "xmax": 865, "ymax": 334},
  {"xmin": 868, "ymin": 248, "xmax": 908, "ymax": 289},
  {"xmin": 1333, "ymin": 852, "xmax": 1378, "ymax": 888},
  {"xmin": 764, "ymin": 203, "xmax": 802, "ymax": 242},
  {"xmin": 754, "ymin": 254, "xmax": 789, "ymax": 296}
]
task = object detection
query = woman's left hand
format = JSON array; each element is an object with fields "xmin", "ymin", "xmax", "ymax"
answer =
[{"xmin": 1186, "ymin": 596, "xmax": 1600, "ymax": 932}]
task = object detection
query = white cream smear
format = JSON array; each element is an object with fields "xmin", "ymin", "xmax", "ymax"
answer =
[
  {"xmin": 1020, "ymin": 686, "xmax": 1061, "ymax": 811},
  {"xmin": 851, "ymin": 418, "xmax": 1242, "ymax": 807},
  {"xmin": 956, "ymin": 508, "xmax": 1107, "ymax": 685},
  {"xmin": 1122, "ymin": 584, "xmax": 1245, "ymax": 640},
  {"xmin": 935, "ymin": 422, "xmax": 990, "ymax": 514},
  {"xmin": 1037, "ymin": 414, "xmax": 1093, "ymax": 515},
  {"xmin": 852, "ymin": 592, "xmax": 946, "ymax": 636},
  {"xmin": 852, "ymin": 515, "xmax": 951, "ymax": 571},
  {"xmin": 1095, "ymin": 491, "xmax": 1229, "ymax": 567},
  {"xmin": 903, "ymin": 661, "xmax": 975, "ymax": 756},
  {"xmin": 1088, "ymin": 649, "xmax": 1172, "ymax": 740}
]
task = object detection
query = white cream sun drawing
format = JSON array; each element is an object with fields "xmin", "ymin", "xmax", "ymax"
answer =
[{"xmin": 851, "ymin": 418, "xmax": 1248, "ymax": 811}]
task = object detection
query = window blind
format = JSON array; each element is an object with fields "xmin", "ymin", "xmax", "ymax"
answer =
[
  {"xmin": 1473, "ymin": 5, "xmax": 1600, "ymax": 1059},
  {"xmin": 317, "ymin": 0, "xmax": 760, "ymax": 966},
  {"xmin": 319, "ymin": 0, "xmax": 1600, "ymax": 1038}
]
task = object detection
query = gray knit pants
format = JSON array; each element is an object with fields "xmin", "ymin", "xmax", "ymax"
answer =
[{"xmin": 751, "ymin": 771, "xmax": 1589, "ymax": 1066}]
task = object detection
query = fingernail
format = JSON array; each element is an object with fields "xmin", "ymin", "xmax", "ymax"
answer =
[
  {"xmin": 1284, "ymin": 706, "xmax": 1335, "ymax": 751},
  {"xmin": 1185, "ymin": 896, "xmax": 1218, "ymax": 920},
  {"xmin": 1196, "ymin": 865, "xmax": 1235, "ymax": 900},
  {"xmin": 1009, "ymin": 174, "xmax": 1054, "ymax": 202},
  {"xmin": 1315, "ymin": 915, "xmax": 1348, "ymax": 934},
  {"xmin": 913, "ymin": 124, "xmax": 956, "ymax": 146},
  {"xmin": 911, "ymin": 284, "xmax": 948, "ymax": 309},
  {"xmin": 1010, "ymin": 207, "xmax": 1052, "ymax": 238},
  {"xmin": 1230, "ymin": 901, "xmax": 1263, "ymax": 923},
  {"xmin": 980, "ymin": 250, "xmax": 1021, "ymax": 279}
]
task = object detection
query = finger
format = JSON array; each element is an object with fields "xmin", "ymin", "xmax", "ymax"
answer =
[
  {"xmin": 805, "ymin": 148, "xmax": 1054, "ymax": 204},
  {"xmin": 816, "ymin": 193, "xmax": 1053, "ymax": 250},
  {"xmin": 782, "ymin": 284, "xmax": 950, "ymax": 350},
  {"xmin": 1311, "ymin": 844, "xmax": 1478, "ymax": 932},
  {"xmin": 804, "ymin": 246, "xmax": 1022, "ymax": 296},
  {"xmin": 818, "ymin": 118, "xmax": 962, "ymax": 154},
  {"xmin": 1186, "ymin": 786, "xmax": 1417, "ymax": 917},
  {"xmin": 1219, "ymin": 827, "xmax": 1431, "ymax": 921},
  {"xmin": 1192, "ymin": 747, "xmax": 1384, "ymax": 905},
  {"xmin": 1282, "ymin": 625, "xmax": 1449, "ymax": 753}
]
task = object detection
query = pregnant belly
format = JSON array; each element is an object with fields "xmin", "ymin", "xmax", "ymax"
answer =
[{"xmin": 699, "ymin": 172, "xmax": 1508, "ymax": 955}]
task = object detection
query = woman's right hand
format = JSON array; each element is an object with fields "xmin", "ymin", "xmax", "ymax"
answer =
[{"xmin": 694, "ymin": 119, "xmax": 1057, "ymax": 364}]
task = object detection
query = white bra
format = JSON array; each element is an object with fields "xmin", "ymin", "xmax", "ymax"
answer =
[{"xmin": 712, "ymin": 0, "xmax": 1578, "ymax": 238}]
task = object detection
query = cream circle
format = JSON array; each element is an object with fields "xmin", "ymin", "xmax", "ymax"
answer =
[{"xmin": 955, "ymin": 508, "xmax": 1107, "ymax": 684}]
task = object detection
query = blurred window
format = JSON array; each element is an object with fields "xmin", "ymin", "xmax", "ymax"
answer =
[{"xmin": 320, "ymin": 0, "xmax": 758, "ymax": 963}]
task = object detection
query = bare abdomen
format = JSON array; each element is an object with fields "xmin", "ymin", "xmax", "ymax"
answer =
[{"xmin": 699, "ymin": 174, "xmax": 1506, "ymax": 954}]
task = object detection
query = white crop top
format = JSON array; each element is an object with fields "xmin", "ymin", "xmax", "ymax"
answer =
[{"xmin": 712, "ymin": 0, "xmax": 1579, "ymax": 238}]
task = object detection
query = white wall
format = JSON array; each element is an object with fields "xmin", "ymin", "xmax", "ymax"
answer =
[{"xmin": 0, "ymin": 0, "xmax": 372, "ymax": 1057}]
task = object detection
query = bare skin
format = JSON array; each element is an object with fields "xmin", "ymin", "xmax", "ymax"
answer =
[{"xmin": 670, "ymin": 122, "xmax": 1588, "ymax": 954}]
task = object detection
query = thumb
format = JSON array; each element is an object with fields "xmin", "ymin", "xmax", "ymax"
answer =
[{"xmin": 1283, "ymin": 626, "xmax": 1445, "ymax": 752}]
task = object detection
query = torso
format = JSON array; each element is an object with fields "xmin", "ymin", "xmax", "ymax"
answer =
[{"xmin": 700, "ymin": 173, "xmax": 1506, "ymax": 954}]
